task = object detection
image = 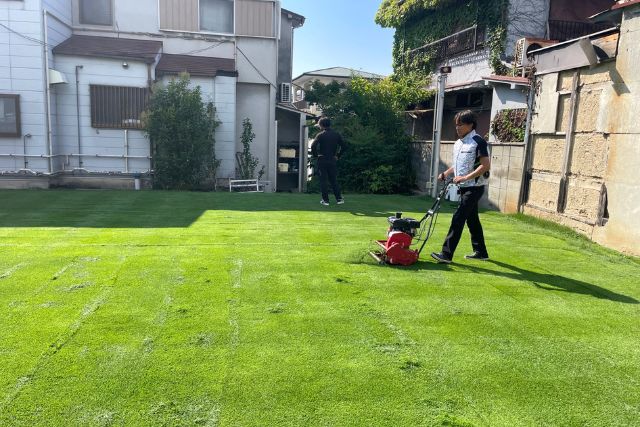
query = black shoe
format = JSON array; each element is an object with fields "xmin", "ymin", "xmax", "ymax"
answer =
[
  {"xmin": 464, "ymin": 251, "xmax": 489, "ymax": 260},
  {"xmin": 431, "ymin": 252, "xmax": 452, "ymax": 264}
]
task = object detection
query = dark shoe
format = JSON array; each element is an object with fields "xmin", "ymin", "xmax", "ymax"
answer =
[
  {"xmin": 464, "ymin": 251, "xmax": 489, "ymax": 260},
  {"xmin": 431, "ymin": 252, "xmax": 452, "ymax": 264}
]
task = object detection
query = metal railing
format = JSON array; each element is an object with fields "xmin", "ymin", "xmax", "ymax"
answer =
[
  {"xmin": 407, "ymin": 25, "xmax": 485, "ymax": 62},
  {"xmin": 548, "ymin": 20, "xmax": 615, "ymax": 42}
]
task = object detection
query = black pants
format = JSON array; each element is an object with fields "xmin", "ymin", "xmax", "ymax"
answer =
[
  {"xmin": 442, "ymin": 185, "xmax": 488, "ymax": 258},
  {"xmin": 318, "ymin": 157, "xmax": 342, "ymax": 202}
]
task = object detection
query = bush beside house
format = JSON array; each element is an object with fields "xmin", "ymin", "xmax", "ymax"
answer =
[{"xmin": 144, "ymin": 75, "xmax": 220, "ymax": 191}]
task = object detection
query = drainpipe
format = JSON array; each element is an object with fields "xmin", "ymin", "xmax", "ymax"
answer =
[
  {"xmin": 518, "ymin": 78, "xmax": 536, "ymax": 213},
  {"xmin": 431, "ymin": 72, "xmax": 447, "ymax": 198},
  {"xmin": 23, "ymin": 134, "xmax": 32, "ymax": 169},
  {"xmin": 75, "ymin": 65, "xmax": 83, "ymax": 168},
  {"xmin": 42, "ymin": 9, "xmax": 53, "ymax": 173},
  {"xmin": 124, "ymin": 129, "xmax": 129, "ymax": 173}
]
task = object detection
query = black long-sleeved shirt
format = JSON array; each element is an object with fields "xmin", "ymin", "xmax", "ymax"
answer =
[{"xmin": 311, "ymin": 129, "xmax": 347, "ymax": 159}]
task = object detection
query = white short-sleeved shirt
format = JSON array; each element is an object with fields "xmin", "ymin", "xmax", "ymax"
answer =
[{"xmin": 453, "ymin": 130, "xmax": 490, "ymax": 188}]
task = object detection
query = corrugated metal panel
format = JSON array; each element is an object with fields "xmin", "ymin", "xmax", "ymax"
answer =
[
  {"xmin": 236, "ymin": 0, "xmax": 275, "ymax": 37},
  {"xmin": 159, "ymin": 0, "xmax": 199, "ymax": 32}
]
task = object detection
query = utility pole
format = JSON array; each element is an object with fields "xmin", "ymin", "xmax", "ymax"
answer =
[{"xmin": 431, "ymin": 66, "xmax": 451, "ymax": 197}]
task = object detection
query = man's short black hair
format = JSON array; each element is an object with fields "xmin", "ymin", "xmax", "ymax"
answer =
[
  {"xmin": 318, "ymin": 117, "xmax": 331, "ymax": 128},
  {"xmin": 455, "ymin": 110, "xmax": 477, "ymax": 130}
]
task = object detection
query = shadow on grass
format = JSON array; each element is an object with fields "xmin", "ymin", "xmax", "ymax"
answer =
[
  {"xmin": 462, "ymin": 260, "xmax": 638, "ymax": 304},
  {"xmin": 369, "ymin": 258, "xmax": 637, "ymax": 304},
  {"xmin": 0, "ymin": 190, "xmax": 439, "ymax": 228}
]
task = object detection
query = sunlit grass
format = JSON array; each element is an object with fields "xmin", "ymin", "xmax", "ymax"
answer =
[{"xmin": 0, "ymin": 190, "xmax": 638, "ymax": 426}]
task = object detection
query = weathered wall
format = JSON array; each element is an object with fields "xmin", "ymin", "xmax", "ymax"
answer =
[
  {"xmin": 487, "ymin": 143, "xmax": 525, "ymax": 213},
  {"xmin": 505, "ymin": 0, "xmax": 549, "ymax": 59},
  {"xmin": 525, "ymin": 6, "xmax": 640, "ymax": 256}
]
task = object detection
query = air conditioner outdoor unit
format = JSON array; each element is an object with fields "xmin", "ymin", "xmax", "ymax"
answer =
[
  {"xmin": 280, "ymin": 83, "xmax": 292, "ymax": 103},
  {"xmin": 514, "ymin": 37, "xmax": 558, "ymax": 67}
]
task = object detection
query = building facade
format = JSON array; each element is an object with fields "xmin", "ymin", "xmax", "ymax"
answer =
[{"xmin": 0, "ymin": 0, "xmax": 307, "ymax": 190}]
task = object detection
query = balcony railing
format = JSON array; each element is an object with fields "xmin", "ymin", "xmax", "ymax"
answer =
[
  {"xmin": 407, "ymin": 25, "xmax": 485, "ymax": 62},
  {"xmin": 548, "ymin": 20, "xmax": 616, "ymax": 42}
]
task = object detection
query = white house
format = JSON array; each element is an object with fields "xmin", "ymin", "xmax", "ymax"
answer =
[{"xmin": 0, "ymin": 0, "xmax": 308, "ymax": 191}]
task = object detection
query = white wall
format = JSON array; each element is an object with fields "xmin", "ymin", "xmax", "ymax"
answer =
[
  {"xmin": 236, "ymin": 82, "xmax": 271, "ymax": 184},
  {"xmin": 44, "ymin": 0, "xmax": 73, "ymax": 171},
  {"xmin": 433, "ymin": 49, "xmax": 492, "ymax": 89},
  {"xmin": 488, "ymin": 84, "xmax": 528, "ymax": 142},
  {"xmin": 0, "ymin": 0, "xmax": 47, "ymax": 172},
  {"xmin": 53, "ymin": 55, "xmax": 151, "ymax": 172},
  {"xmin": 236, "ymin": 37, "xmax": 277, "ymax": 85}
]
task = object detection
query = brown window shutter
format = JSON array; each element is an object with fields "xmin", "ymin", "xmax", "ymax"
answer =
[
  {"xmin": 159, "ymin": 0, "xmax": 199, "ymax": 32},
  {"xmin": 236, "ymin": 0, "xmax": 275, "ymax": 37}
]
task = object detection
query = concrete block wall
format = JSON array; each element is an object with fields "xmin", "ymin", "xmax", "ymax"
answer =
[
  {"xmin": 411, "ymin": 140, "xmax": 521, "ymax": 213},
  {"xmin": 487, "ymin": 143, "xmax": 524, "ymax": 213}
]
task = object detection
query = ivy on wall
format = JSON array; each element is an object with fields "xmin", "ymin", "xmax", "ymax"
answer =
[
  {"xmin": 376, "ymin": 0, "xmax": 510, "ymax": 78},
  {"xmin": 490, "ymin": 108, "xmax": 527, "ymax": 143}
]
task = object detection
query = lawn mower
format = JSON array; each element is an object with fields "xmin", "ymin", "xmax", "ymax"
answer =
[{"xmin": 369, "ymin": 180, "xmax": 453, "ymax": 266}]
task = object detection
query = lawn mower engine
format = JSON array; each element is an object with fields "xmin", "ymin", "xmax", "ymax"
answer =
[
  {"xmin": 371, "ymin": 213, "xmax": 422, "ymax": 266},
  {"xmin": 369, "ymin": 180, "xmax": 452, "ymax": 266}
]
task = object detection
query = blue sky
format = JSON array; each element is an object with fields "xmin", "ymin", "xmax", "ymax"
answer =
[{"xmin": 280, "ymin": 0, "xmax": 395, "ymax": 79}]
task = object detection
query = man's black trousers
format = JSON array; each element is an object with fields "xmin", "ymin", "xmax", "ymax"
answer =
[
  {"xmin": 318, "ymin": 157, "xmax": 342, "ymax": 202},
  {"xmin": 441, "ymin": 185, "xmax": 488, "ymax": 259}
]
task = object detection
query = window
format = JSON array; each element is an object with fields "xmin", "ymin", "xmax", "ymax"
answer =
[
  {"xmin": 79, "ymin": 0, "xmax": 113, "ymax": 26},
  {"xmin": 200, "ymin": 0, "xmax": 234, "ymax": 34},
  {"xmin": 0, "ymin": 95, "xmax": 21, "ymax": 138},
  {"xmin": 90, "ymin": 85, "xmax": 149, "ymax": 129}
]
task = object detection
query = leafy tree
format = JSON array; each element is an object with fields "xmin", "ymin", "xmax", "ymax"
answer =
[
  {"xmin": 307, "ymin": 76, "xmax": 432, "ymax": 194},
  {"xmin": 236, "ymin": 118, "xmax": 265, "ymax": 180},
  {"xmin": 144, "ymin": 75, "xmax": 220, "ymax": 190}
]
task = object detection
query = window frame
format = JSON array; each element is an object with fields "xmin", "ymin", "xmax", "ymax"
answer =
[
  {"xmin": 78, "ymin": 0, "xmax": 114, "ymax": 27},
  {"xmin": 0, "ymin": 94, "xmax": 21, "ymax": 138},
  {"xmin": 198, "ymin": 0, "xmax": 236, "ymax": 36},
  {"xmin": 89, "ymin": 85, "xmax": 149, "ymax": 130}
]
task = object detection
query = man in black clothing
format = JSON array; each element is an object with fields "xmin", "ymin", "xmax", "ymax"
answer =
[
  {"xmin": 311, "ymin": 117, "xmax": 347, "ymax": 206},
  {"xmin": 431, "ymin": 110, "xmax": 491, "ymax": 264}
]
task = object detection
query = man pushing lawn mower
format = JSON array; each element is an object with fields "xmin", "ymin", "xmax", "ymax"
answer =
[
  {"xmin": 369, "ymin": 110, "xmax": 491, "ymax": 267},
  {"xmin": 431, "ymin": 110, "xmax": 491, "ymax": 264}
]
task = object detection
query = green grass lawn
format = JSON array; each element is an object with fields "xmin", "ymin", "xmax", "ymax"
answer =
[{"xmin": 0, "ymin": 190, "xmax": 638, "ymax": 426}]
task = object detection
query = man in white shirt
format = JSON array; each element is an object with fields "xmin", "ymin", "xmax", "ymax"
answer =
[{"xmin": 431, "ymin": 110, "xmax": 491, "ymax": 264}]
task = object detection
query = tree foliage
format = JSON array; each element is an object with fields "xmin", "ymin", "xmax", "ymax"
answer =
[
  {"xmin": 375, "ymin": 0, "xmax": 459, "ymax": 28},
  {"xmin": 144, "ymin": 75, "xmax": 220, "ymax": 190},
  {"xmin": 307, "ymin": 76, "xmax": 432, "ymax": 194}
]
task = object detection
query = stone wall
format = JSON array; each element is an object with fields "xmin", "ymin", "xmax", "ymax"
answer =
[{"xmin": 524, "ymin": 5, "xmax": 640, "ymax": 256}]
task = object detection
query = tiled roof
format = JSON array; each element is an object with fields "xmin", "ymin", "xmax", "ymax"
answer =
[
  {"xmin": 156, "ymin": 54, "xmax": 237, "ymax": 78},
  {"xmin": 52, "ymin": 35, "xmax": 162, "ymax": 63},
  {"xmin": 482, "ymin": 75, "xmax": 530, "ymax": 86}
]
